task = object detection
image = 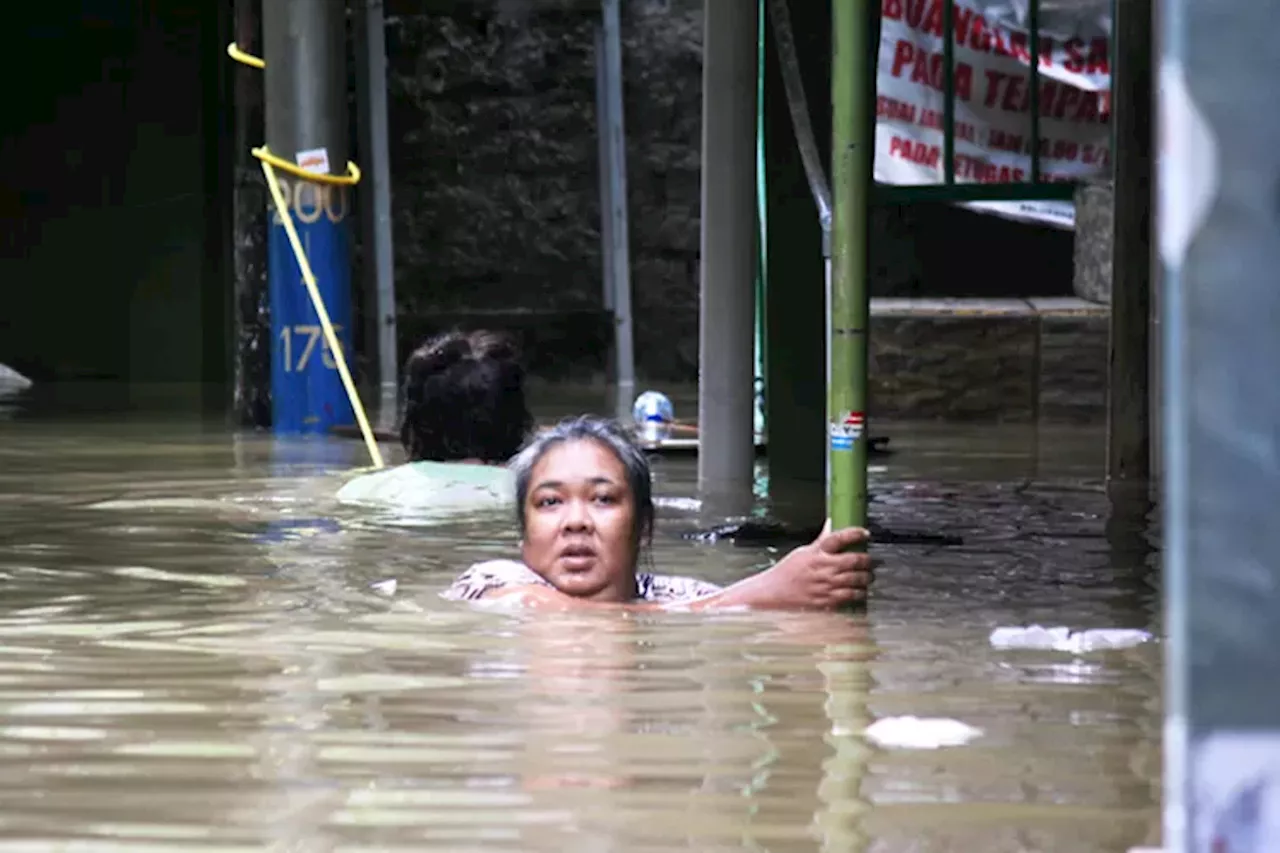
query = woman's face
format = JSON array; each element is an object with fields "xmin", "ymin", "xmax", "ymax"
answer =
[{"xmin": 519, "ymin": 438, "xmax": 639, "ymax": 602}]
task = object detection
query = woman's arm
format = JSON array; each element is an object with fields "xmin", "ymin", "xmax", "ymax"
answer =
[{"xmin": 679, "ymin": 522, "xmax": 871, "ymax": 611}]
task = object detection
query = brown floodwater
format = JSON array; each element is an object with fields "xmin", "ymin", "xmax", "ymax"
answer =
[{"xmin": 0, "ymin": 385, "xmax": 1161, "ymax": 851}]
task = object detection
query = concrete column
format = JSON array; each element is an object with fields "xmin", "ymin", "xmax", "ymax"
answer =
[
  {"xmin": 262, "ymin": 0, "xmax": 354, "ymax": 433},
  {"xmin": 263, "ymin": 1, "xmax": 348, "ymax": 166},
  {"xmin": 698, "ymin": 0, "xmax": 760, "ymax": 499},
  {"xmin": 1160, "ymin": 0, "xmax": 1280, "ymax": 845},
  {"xmin": 1106, "ymin": 0, "xmax": 1153, "ymax": 484}
]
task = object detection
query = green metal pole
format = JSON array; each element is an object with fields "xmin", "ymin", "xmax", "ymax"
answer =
[{"xmin": 828, "ymin": 0, "xmax": 871, "ymax": 532}]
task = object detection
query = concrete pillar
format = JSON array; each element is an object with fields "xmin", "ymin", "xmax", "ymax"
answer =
[
  {"xmin": 697, "ymin": 0, "xmax": 760, "ymax": 500},
  {"xmin": 262, "ymin": 0, "xmax": 354, "ymax": 433},
  {"xmin": 1106, "ymin": 0, "xmax": 1153, "ymax": 484}
]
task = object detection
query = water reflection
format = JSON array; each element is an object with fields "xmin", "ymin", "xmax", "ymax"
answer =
[
  {"xmin": 812, "ymin": 619, "xmax": 874, "ymax": 853},
  {"xmin": 0, "ymin": 404, "xmax": 1161, "ymax": 851}
]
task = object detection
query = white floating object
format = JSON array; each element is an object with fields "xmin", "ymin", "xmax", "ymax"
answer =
[
  {"xmin": 989, "ymin": 625, "xmax": 1154, "ymax": 653},
  {"xmin": 0, "ymin": 363, "xmax": 32, "ymax": 397},
  {"xmin": 370, "ymin": 578, "xmax": 397, "ymax": 596},
  {"xmin": 654, "ymin": 496, "xmax": 701, "ymax": 512},
  {"xmin": 863, "ymin": 716, "xmax": 983, "ymax": 750}
]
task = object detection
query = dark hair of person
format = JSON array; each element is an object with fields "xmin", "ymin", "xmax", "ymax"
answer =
[
  {"xmin": 399, "ymin": 330, "xmax": 533, "ymax": 463},
  {"xmin": 508, "ymin": 414, "xmax": 655, "ymax": 552}
]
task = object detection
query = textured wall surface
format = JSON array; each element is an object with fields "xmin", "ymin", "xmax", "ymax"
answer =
[
  {"xmin": 380, "ymin": 0, "xmax": 1079, "ymax": 383},
  {"xmin": 1073, "ymin": 180, "xmax": 1114, "ymax": 304},
  {"xmin": 384, "ymin": 0, "xmax": 702, "ymax": 380},
  {"xmin": 868, "ymin": 298, "xmax": 1108, "ymax": 423}
]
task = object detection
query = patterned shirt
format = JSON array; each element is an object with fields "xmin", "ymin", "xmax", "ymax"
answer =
[{"xmin": 441, "ymin": 559, "xmax": 723, "ymax": 604}]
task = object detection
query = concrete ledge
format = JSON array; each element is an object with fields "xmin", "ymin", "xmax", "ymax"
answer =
[
  {"xmin": 1032, "ymin": 297, "xmax": 1110, "ymax": 424},
  {"xmin": 872, "ymin": 297, "xmax": 1035, "ymax": 317},
  {"xmin": 869, "ymin": 297, "xmax": 1108, "ymax": 423}
]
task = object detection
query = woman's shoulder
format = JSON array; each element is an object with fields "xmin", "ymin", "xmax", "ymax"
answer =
[
  {"xmin": 636, "ymin": 573, "xmax": 722, "ymax": 603},
  {"xmin": 440, "ymin": 559, "xmax": 548, "ymax": 601},
  {"xmin": 335, "ymin": 462, "xmax": 423, "ymax": 500}
]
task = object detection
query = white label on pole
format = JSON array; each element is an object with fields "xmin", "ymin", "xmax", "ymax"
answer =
[
  {"xmin": 1192, "ymin": 732, "xmax": 1280, "ymax": 851},
  {"xmin": 296, "ymin": 148, "xmax": 331, "ymax": 175}
]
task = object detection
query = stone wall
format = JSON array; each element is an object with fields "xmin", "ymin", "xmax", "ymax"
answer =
[
  {"xmin": 385, "ymin": 0, "xmax": 704, "ymax": 381},
  {"xmin": 382, "ymin": 0, "xmax": 1077, "ymax": 383},
  {"xmin": 868, "ymin": 298, "xmax": 1108, "ymax": 423},
  {"xmin": 1072, "ymin": 179, "xmax": 1114, "ymax": 304}
]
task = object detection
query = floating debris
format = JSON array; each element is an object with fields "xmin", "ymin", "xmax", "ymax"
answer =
[
  {"xmin": 989, "ymin": 625, "xmax": 1155, "ymax": 653},
  {"xmin": 864, "ymin": 716, "xmax": 984, "ymax": 749}
]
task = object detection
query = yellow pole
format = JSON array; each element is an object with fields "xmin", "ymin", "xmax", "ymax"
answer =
[{"xmin": 260, "ymin": 159, "xmax": 385, "ymax": 469}]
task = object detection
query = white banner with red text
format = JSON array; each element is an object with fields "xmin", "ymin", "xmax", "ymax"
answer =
[{"xmin": 875, "ymin": 0, "xmax": 1112, "ymax": 229}]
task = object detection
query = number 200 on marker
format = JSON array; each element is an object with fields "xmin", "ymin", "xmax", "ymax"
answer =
[{"xmin": 269, "ymin": 178, "xmax": 348, "ymax": 225}]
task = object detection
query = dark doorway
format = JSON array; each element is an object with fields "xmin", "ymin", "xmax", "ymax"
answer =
[{"xmin": 0, "ymin": 0, "xmax": 230, "ymax": 398}]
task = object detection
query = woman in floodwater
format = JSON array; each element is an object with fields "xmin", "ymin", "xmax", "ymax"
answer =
[
  {"xmin": 443, "ymin": 415, "xmax": 873, "ymax": 610},
  {"xmin": 336, "ymin": 330, "xmax": 531, "ymax": 512}
]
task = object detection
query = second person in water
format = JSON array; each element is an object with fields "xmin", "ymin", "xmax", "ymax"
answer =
[{"xmin": 336, "ymin": 330, "xmax": 529, "ymax": 513}]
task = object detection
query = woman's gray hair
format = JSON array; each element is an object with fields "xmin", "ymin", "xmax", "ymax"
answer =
[{"xmin": 508, "ymin": 414, "xmax": 655, "ymax": 545}]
